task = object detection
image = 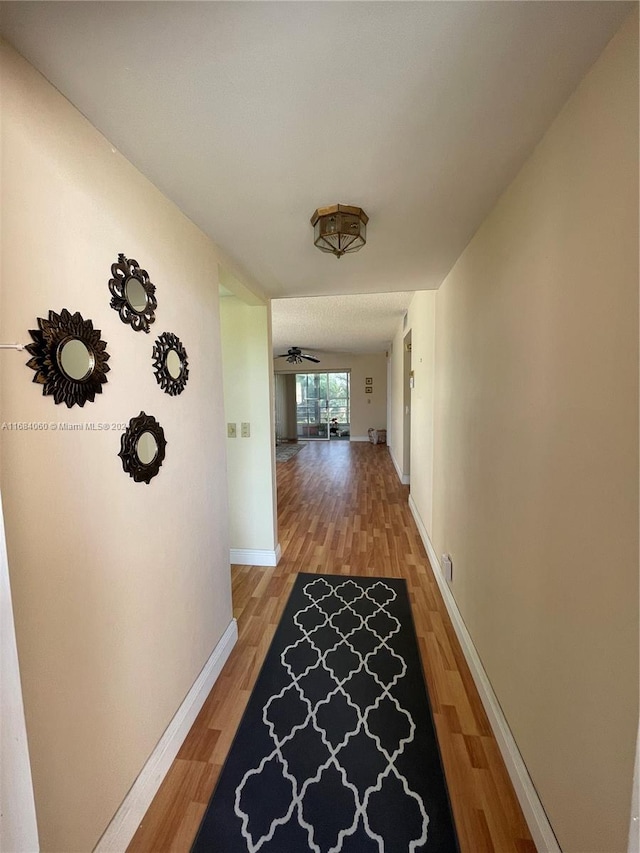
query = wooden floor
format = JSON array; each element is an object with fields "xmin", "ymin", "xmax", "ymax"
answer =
[{"xmin": 128, "ymin": 440, "xmax": 535, "ymax": 852}]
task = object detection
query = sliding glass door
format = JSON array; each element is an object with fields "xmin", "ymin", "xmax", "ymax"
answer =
[
  {"xmin": 296, "ymin": 372, "xmax": 328, "ymax": 439},
  {"xmin": 326, "ymin": 372, "xmax": 350, "ymax": 438},
  {"xmin": 295, "ymin": 371, "xmax": 350, "ymax": 440}
]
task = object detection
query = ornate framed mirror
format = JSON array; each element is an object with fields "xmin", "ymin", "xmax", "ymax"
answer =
[
  {"xmin": 118, "ymin": 411, "xmax": 167, "ymax": 484},
  {"xmin": 152, "ymin": 332, "xmax": 189, "ymax": 396},
  {"xmin": 109, "ymin": 253, "xmax": 157, "ymax": 333},
  {"xmin": 25, "ymin": 309, "xmax": 110, "ymax": 407}
]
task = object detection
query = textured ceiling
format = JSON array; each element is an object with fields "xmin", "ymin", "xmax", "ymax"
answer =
[
  {"xmin": 0, "ymin": 1, "xmax": 632, "ymax": 352},
  {"xmin": 271, "ymin": 292, "xmax": 413, "ymax": 356}
]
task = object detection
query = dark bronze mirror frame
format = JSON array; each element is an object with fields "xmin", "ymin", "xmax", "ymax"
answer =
[
  {"xmin": 118, "ymin": 411, "xmax": 167, "ymax": 484},
  {"xmin": 109, "ymin": 253, "xmax": 157, "ymax": 333},
  {"xmin": 25, "ymin": 309, "xmax": 110, "ymax": 407},
  {"xmin": 152, "ymin": 331, "xmax": 189, "ymax": 396}
]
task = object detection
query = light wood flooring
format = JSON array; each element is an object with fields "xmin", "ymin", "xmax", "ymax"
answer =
[{"xmin": 128, "ymin": 440, "xmax": 535, "ymax": 852}]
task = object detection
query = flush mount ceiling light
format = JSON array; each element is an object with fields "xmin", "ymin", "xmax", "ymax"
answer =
[{"xmin": 310, "ymin": 204, "xmax": 368, "ymax": 259}]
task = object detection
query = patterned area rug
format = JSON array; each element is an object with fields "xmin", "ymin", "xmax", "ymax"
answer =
[
  {"xmin": 275, "ymin": 442, "xmax": 306, "ymax": 462},
  {"xmin": 192, "ymin": 574, "xmax": 459, "ymax": 852}
]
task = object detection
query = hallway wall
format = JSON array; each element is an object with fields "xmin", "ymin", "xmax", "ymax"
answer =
[
  {"xmin": 406, "ymin": 293, "xmax": 436, "ymax": 530},
  {"xmin": 395, "ymin": 11, "xmax": 639, "ymax": 852},
  {"xmin": 274, "ymin": 373, "xmax": 297, "ymax": 440},
  {"xmin": 220, "ymin": 296, "xmax": 277, "ymax": 556},
  {"xmin": 387, "ymin": 333, "xmax": 407, "ymax": 479},
  {"xmin": 0, "ymin": 43, "xmax": 234, "ymax": 851}
]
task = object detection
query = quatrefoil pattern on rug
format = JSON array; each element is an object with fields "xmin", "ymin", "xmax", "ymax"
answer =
[
  {"xmin": 236, "ymin": 578, "xmax": 427, "ymax": 852},
  {"xmin": 192, "ymin": 574, "xmax": 459, "ymax": 853}
]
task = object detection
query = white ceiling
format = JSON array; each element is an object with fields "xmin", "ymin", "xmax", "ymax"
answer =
[
  {"xmin": 0, "ymin": 1, "xmax": 632, "ymax": 353},
  {"xmin": 270, "ymin": 291, "xmax": 414, "ymax": 355}
]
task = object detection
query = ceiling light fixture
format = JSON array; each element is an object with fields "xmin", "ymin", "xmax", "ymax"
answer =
[
  {"xmin": 310, "ymin": 204, "xmax": 368, "ymax": 259},
  {"xmin": 275, "ymin": 347, "xmax": 321, "ymax": 364}
]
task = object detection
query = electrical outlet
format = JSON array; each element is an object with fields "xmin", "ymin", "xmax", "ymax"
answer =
[
  {"xmin": 441, "ymin": 553, "xmax": 453, "ymax": 582},
  {"xmin": 241, "ymin": 422, "xmax": 250, "ymax": 438},
  {"xmin": 227, "ymin": 423, "xmax": 237, "ymax": 438}
]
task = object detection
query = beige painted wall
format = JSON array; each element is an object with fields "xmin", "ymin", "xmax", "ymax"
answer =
[
  {"xmin": 220, "ymin": 296, "xmax": 277, "ymax": 553},
  {"xmin": 394, "ymin": 13, "xmax": 638, "ymax": 852},
  {"xmin": 406, "ymin": 292, "xmax": 436, "ymax": 532},
  {"xmin": 274, "ymin": 373, "xmax": 287, "ymax": 440},
  {"xmin": 0, "ymin": 43, "xmax": 234, "ymax": 851},
  {"xmin": 275, "ymin": 373, "xmax": 297, "ymax": 440},
  {"xmin": 387, "ymin": 333, "xmax": 407, "ymax": 479},
  {"xmin": 275, "ymin": 351, "xmax": 388, "ymax": 440}
]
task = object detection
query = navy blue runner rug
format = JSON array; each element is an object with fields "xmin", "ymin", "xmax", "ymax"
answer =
[{"xmin": 192, "ymin": 573, "xmax": 459, "ymax": 852}]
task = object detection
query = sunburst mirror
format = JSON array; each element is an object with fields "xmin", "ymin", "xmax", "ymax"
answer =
[
  {"xmin": 108, "ymin": 253, "xmax": 157, "ymax": 333},
  {"xmin": 152, "ymin": 332, "xmax": 189, "ymax": 396},
  {"xmin": 25, "ymin": 309, "xmax": 110, "ymax": 407},
  {"xmin": 118, "ymin": 411, "xmax": 167, "ymax": 484}
]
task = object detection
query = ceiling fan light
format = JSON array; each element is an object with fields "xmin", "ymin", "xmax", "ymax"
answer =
[
  {"xmin": 276, "ymin": 347, "xmax": 321, "ymax": 365},
  {"xmin": 310, "ymin": 204, "xmax": 368, "ymax": 259}
]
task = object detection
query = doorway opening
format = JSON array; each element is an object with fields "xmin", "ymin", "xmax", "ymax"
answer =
[
  {"xmin": 295, "ymin": 371, "xmax": 350, "ymax": 440},
  {"xmin": 403, "ymin": 331, "xmax": 412, "ymax": 480}
]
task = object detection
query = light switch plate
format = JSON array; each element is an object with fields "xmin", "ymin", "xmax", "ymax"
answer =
[
  {"xmin": 227, "ymin": 423, "xmax": 237, "ymax": 438},
  {"xmin": 241, "ymin": 422, "xmax": 250, "ymax": 438}
]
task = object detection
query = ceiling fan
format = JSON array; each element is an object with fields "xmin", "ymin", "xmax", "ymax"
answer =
[{"xmin": 275, "ymin": 346, "xmax": 320, "ymax": 364}]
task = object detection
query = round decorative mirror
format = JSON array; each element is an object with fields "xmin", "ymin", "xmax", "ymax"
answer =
[
  {"xmin": 165, "ymin": 349, "xmax": 182, "ymax": 380},
  {"xmin": 152, "ymin": 332, "xmax": 189, "ymax": 396},
  {"xmin": 58, "ymin": 338, "xmax": 95, "ymax": 381},
  {"xmin": 136, "ymin": 431, "xmax": 159, "ymax": 465},
  {"xmin": 109, "ymin": 253, "xmax": 157, "ymax": 333},
  {"xmin": 119, "ymin": 412, "xmax": 166, "ymax": 484},
  {"xmin": 26, "ymin": 309, "xmax": 110, "ymax": 407},
  {"xmin": 125, "ymin": 276, "xmax": 149, "ymax": 313}
]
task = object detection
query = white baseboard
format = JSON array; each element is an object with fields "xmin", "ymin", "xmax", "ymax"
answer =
[
  {"xmin": 94, "ymin": 619, "xmax": 238, "ymax": 853},
  {"xmin": 230, "ymin": 543, "xmax": 281, "ymax": 566},
  {"xmin": 389, "ymin": 447, "xmax": 410, "ymax": 485},
  {"xmin": 629, "ymin": 722, "xmax": 640, "ymax": 853},
  {"xmin": 349, "ymin": 436, "xmax": 369, "ymax": 442},
  {"xmin": 407, "ymin": 495, "xmax": 561, "ymax": 853}
]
